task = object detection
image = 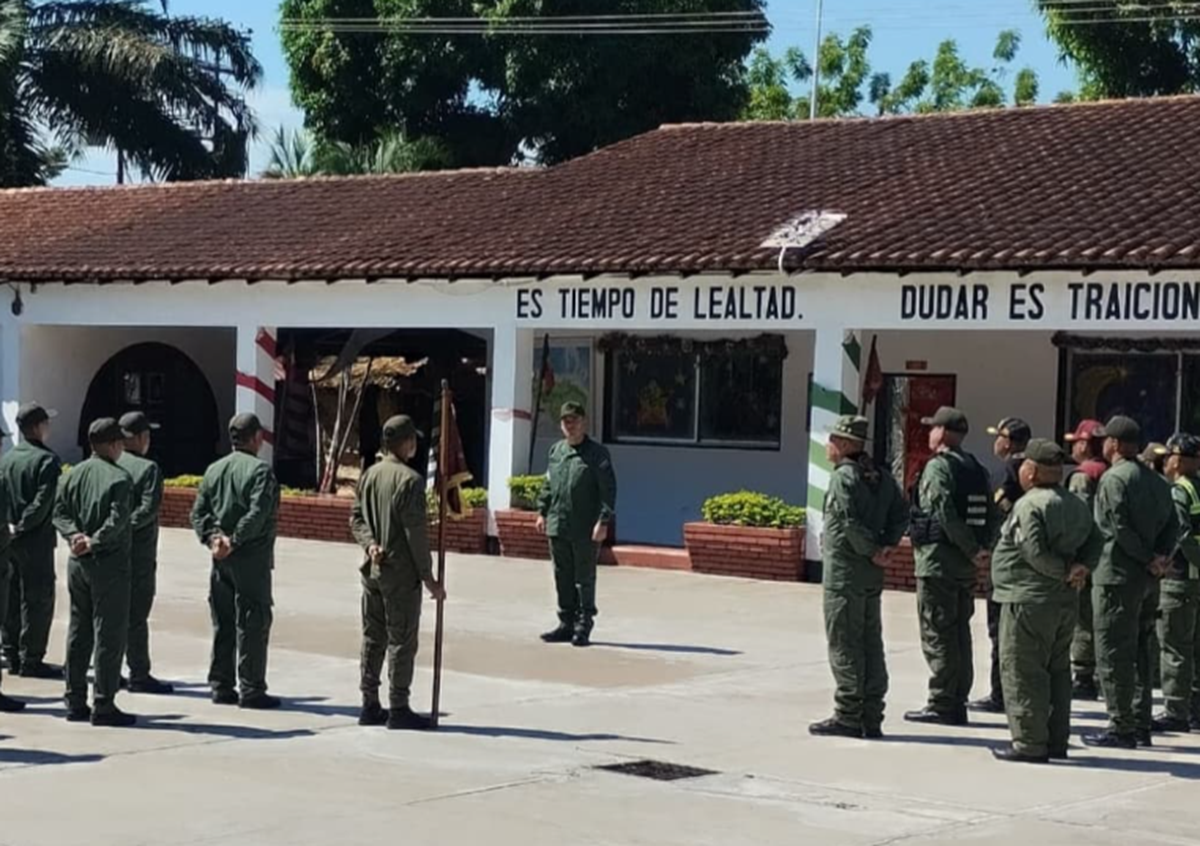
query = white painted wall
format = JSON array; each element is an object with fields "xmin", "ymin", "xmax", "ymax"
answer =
[{"xmin": 19, "ymin": 325, "xmax": 235, "ymax": 462}]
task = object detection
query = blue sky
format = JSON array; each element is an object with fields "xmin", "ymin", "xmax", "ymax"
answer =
[{"xmin": 56, "ymin": 0, "xmax": 1077, "ymax": 186}]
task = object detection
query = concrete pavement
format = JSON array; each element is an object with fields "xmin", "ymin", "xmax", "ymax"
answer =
[{"xmin": 2, "ymin": 529, "xmax": 1199, "ymax": 846}]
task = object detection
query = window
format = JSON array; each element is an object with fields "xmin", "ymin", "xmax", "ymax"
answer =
[
  {"xmin": 606, "ymin": 338, "xmax": 784, "ymax": 449},
  {"xmin": 1066, "ymin": 352, "xmax": 1179, "ymax": 444}
]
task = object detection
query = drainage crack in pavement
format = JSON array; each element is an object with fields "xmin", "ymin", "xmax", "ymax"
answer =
[{"xmin": 402, "ymin": 774, "xmax": 557, "ymax": 807}]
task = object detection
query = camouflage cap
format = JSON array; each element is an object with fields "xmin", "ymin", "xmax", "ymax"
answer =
[
  {"xmin": 87, "ymin": 417, "xmax": 124, "ymax": 445},
  {"xmin": 1024, "ymin": 438, "xmax": 1066, "ymax": 466},
  {"xmin": 560, "ymin": 401, "xmax": 587, "ymax": 419},
  {"xmin": 1166, "ymin": 433, "xmax": 1200, "ymax": 458},
  {"xmin": 921, "ymin": 406, "xmax": 969, "ymax": 434},
  {"xmin": 829, "ymin": 415, "xmax": 869, "ymax": 442},
  {"xmin": 382, "ymin": 415, "xmax": 422, "ymax": 444},
  {"xmin": 1099, "ymin": 415, "xmax": 1141, "ymax": 444}
]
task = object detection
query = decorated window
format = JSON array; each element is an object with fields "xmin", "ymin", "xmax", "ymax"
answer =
[{"xmin": 602, "ymin": 334, "xmax": 785, "ymax": 448}]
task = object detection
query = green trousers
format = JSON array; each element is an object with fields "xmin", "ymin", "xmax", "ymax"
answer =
[
  {"xmin": 2, "ymin": 535, "xmax": 57, "ymax": 666},
  {"xmin": 360, "ymin": 571, "xmax": 423, "ymax": 709},
  {"xmin": 65, "ymin": 555, "xmax": 131, "ymax": 712},
  {"xmin": 824, "ymin": 583, "xmax": 888, "ymax": 730},
  {"xmin": 126, "ymin": 532, "xmax": 159, "ymax": 681},
  {"xmin": 1094, "ymin": 581, "xmax": 1158, "ymax": 738},
  {"xmin": 917, "ymin": 576, "xmax": 975, "ymax": 714},
  {"xmin": 0, "ymin": 554, "xmax": 8, "ymax": 687},
  {"xmin": 1158, "ymin": 579, "xmax": 1200, "ymax": 723},
  {"xmin": 208, "ymin": 558, "xmax": 273, "ymax": 698},
  {"xmin": 549, "ymin": 536, "xmax": 598, "ymax": 627},
  {"xmin": 1000, "ymin": 601, "xmax": 1076, "ymax": 757},
  {"xmin": 1071, "ymin": 575, "xmax": 1095, "ymax": 682}
]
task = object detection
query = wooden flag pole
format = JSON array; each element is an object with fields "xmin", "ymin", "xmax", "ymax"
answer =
[{"xmin": 430, "ymin": 379, "xmax": 451, "ymax": 728}]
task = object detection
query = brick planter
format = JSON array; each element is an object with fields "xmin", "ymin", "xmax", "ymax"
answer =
[
  {"xmin": 429, "ymin": 508, "xmax": 489, "ymax": 555},
  {"xmin": 494, "ymin": 509, "xmax": 550, "ymax": 560},
  {"xmin": 683, "ymin": 523, "xmax": 806, "ymax": 582},
  {"xmin": 881, "ymin": 538, "xmax": 989, "ymax": 598}
]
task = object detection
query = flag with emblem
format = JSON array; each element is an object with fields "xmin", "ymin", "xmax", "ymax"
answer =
[{"xmin": 427, "ymin": 388, "xmax": 473, "ymax": 520}]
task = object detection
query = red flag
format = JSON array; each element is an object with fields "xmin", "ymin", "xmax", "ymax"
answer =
[
  {"xmin": 428, "ymin": 394, "xmax": 473, "ymax": 520},
  {"xmin": 862, "ymin": 336, "xmax": 884, "ymax": 404}
]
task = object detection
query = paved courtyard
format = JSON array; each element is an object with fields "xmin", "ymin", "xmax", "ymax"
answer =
[{"xmin": 2, "ymin": 530, "xmax": 1199, "ymax": 846}]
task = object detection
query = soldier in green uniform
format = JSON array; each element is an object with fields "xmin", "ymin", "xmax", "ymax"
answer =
[
  {"xmin": 53, "ymin": 418, "xmax": 136, "ymax": 727},
  {"xmin": 1152, "ymin": 434, "xmax": 1200, "ymax": 733},
  {"xmin": 350, "ymin": 415, "xmax": 446, "ymax": 731},
  {"xmin": 809, "ymin": 415, "xmax": 908, "ymax": 739},
  {"xmin": 191, "ymin": 413, "xmax": 281, "ymax": 709},
  {"xmin": 1063, "ymin": 419, "xmax": 1107, "ymax": 700},
  {"xmin": 905, "ymin": 407, "xmax": 998, "ymax": 726},
  {"xmin": 1083, "ymin": 416, "xmax": 1176, "ymax": 749},
  {"xmin": 117, "ymin": 411, "xmax": 172, "ymax": 694},
  {"xmin": 0, "ymin": 402, "xmax": 62, "ymax": 678},
  {"xmin": 0, "ymin": 423, "xmax": 25, "ymax": 713},
  {"xmin": 990, "ymin": 439, "xmax": 1102, "ymax": 764},
  {"xmin": 536, "ymin": 402, "xmax": 616, "ymax": 648}
]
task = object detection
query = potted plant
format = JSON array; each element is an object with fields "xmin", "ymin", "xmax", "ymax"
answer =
[
  {"xmin": 494, "ymin": 475, "xmax": 551, "ymax": 560},
  {"xmin": 426, "ymin": 487, "xmax": 490, "ymax": 554},
  {"xmin": 684, "ymin": 491, "xmax": 806, "ymax": 581}
]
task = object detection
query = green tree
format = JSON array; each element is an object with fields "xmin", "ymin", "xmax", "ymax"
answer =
[
  {"xmin": 0, "ymin": 0, "xmax": 261, "ymax": 187},
  {"xmin": 280, "ymin": 0, "xmax": 767, "ymax": 166},
  {"xmin": 1038, "ymin": 0, "xmax": 1200, "ymax": 97},
  {"xmin": 263, "ymin": 125, "xmax": 451, "ymax": 178}
]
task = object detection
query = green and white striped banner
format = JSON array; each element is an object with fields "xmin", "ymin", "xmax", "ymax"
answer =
[{"xmin": 806, "ymin": 329, "xmax": 862, "ymax": 559}]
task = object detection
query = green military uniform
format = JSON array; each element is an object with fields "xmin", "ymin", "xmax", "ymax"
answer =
[
  {"xmin": 53, "ymin": 435, "xmax": 133, "ymax": 715},
  {"xmin": 116, "ymin": 447, "xmax": 163, "ymax": 684},
  {"xmin": 0, "ymin": 438, "xmax": 19, "ymax": 710},
  {"xmin": 1157, "ymin": 437, "xmax": 1200, "ymax": 729},
  {"xmin": 350, "ymin": 448, "xmax": 432, "ymax": 712},
  {"xmin": 1089, "ymin": 417, "xmax": 1176, "ymax": 746},
  {"xmin": 816, "ymin": 416, "xmax": 908, "ymax": 736},
  {"xmin": 537, "ymin": 402, "xmax": 616, "ymax": 642},
  {"xmin": 991, "ymin": 440, "xmax": 1102, "ymax": 762},
  {"xmin": 1064, "ymin": 447, "xmax": 1107, "ymax": 695},
  {"xmin": 908, "ymin": 408, "xmax": 998, "ymax": 723},
  {"xmin": 191, "ymin": 420, "xmax": 279, "ymax": 701},
  {"xmin": 1, "ymin": 430, "xmax": 62, "ymax": 671}
]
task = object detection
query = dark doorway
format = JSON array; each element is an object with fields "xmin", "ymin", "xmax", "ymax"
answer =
[{"xmin": 79, "ymin": 342, "xmax": 220, "ymax": 477}]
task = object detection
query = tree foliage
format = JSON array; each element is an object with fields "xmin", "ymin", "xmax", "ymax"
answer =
[
  {"xmin": 262, "ymin": 125, "xmax": 451, "ymax": 178},
  {"xmin": 0, "ymin": 0, "xmax": 261, "ymax": 187},
  {"xmin": 280, "ymin": 0, "xmax": 767, "ymax": 167}
]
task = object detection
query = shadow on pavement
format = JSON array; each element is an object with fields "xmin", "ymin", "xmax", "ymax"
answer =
[
  {"xmin": 1065, "ymin": 753, "xmax": 1200, "ymax": 779},
  {"xmin": 435, "ymin": 724, "xmax": 673, "ymax": 744},
  {"xmin": 883, "ymin": 733, "xmax": 1002, "ymax": 749},
  {"xmin": 590, "ymin": 642, "xmax": 743, "ymax": 657},
  {"xmin": 137, "ymin": 714, "xmax": 315, "ymax": 741},
  {"xmin": 0, "ymin": 747, "xmax": 105, "ymax": 766}
]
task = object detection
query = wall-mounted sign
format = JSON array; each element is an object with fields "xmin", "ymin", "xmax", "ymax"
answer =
[{"xmin": 516, "ymin": 283, "xmax": 804, "ymax": 324}]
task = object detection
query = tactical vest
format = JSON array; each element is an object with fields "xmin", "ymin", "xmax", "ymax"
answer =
[
  {"xmin": 1171, "ymin": 475, "xmax": 1200, "ymax": 578},
  {"xmin": 910, "ymin": 451, "xmax": 991, "ymax": 547}
]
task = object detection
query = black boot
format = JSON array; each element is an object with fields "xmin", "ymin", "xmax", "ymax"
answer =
[
  {"xmin": 358, "ymin": 702, "xmax": 389, "ymax": 726},
  {"xmin": 239, "ymin": 693, "xmax": 282, "ymax": 710},
  {"xmin": 540, "ymin": 622, "xmax": 574, "ymax": 643},
  {"xmin": 1136, "ymin": 729, "xmax": 1153, "ymax": 747},
  {"xmin": 65, "ymin": 702, "xmax": 92, "ymax": 722},
  {"xmin": 19, "ymin": 661, "xmax": 62, "ymax": 680},
  {"xmin": 1081, "ymin": 730, "xmax": 1137, "ymax": 749},
  {"xmin": 0, "ymin": 692, "xmax": 26, "ymax": 713},
  {"xmin": 129, "ymin": 675, "xmax": 175, "ymax": 695},
  {"xmin": 211, "ymin": 688, "xmax": 239, "ymax": 705},
  {"xmin": 1072, "ymin": 676, "xmax": 1099, "ymax": 700},
  {"xmin": 572, "ymin": 618, "xmax": 593, "ymax": 648},
  {"xmin": 968, "ymin": 695, "xmax": 1005, "ymax": 714},
  {"xmin": 92, "ymin": 706, "xmax": 137, "ymax": 727},
  {"xmin": 1151, "ymin": 712, "xmax": 1191, "ymax": 733},
  {"xmin": 387, "ymin": 705, "xmax": 432, "ymax": 731},
  {"xmin": 904, "ymin": 707, "xmax": 968, "ymax": 726},
  {"xmin": 991, "ymin": 744, "xmax": 1049, "ymax": 764},
  {"xmin": 808, "ymin": 717, "xmax": 863, "ymax": 738}
]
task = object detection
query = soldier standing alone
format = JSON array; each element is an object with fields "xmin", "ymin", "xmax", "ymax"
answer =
[
  {"xmin": 536, "ymin": 402, "xmax": 616, "ymax": 648},
  {"xmin": 191, "ymin": 413, "xmax": 280, "ymax": 709},
  {"xmin": 809, "ymin": 415, "xmax": 908, "ymax": 739},
  {"xmin": 905, "ymin": 407, "xmax": 998, "ymax": 726},
  {"xmin": 1063, "ymin": 419, "xmax": 1108, "ymax": 700},
  {"xmin": 53, "ymin": 418, "xmax": 136, "ymax": 726},
  {"xmin": 990, "ymin": 439, "xmax": 1101, "ymax": 763},
  {"xmin": 350, "ymin": 415, "xmax": 446, "ymax": 731}
]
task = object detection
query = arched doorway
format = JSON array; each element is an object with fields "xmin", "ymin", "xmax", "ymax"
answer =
[{"xmin": 78, "ymin": 342, "xmax": 220, "ymax": 477}]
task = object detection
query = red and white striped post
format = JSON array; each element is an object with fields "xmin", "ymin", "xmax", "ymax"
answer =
[{"xmin": 236, "ymin": 325, "xmax": 279, "ymax": 463}]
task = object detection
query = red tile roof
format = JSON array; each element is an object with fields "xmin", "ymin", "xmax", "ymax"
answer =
[{"xmin": 2, "ymin": 96, "xmax": 1199, "ymax": 282}]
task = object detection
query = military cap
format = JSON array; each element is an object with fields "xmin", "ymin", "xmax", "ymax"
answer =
[
  {"xmin": 829, "ymin": 414, "xmax": 869, "ymax": 442},
  {"xmin": 16, "ymin": 402, "xmax": 56, "ymax": 430},
  {"xmin": 228, "ymin": 413, "xmax": 263, "ymax": 440},
  {"xmin": 1140, "ymin": 442, "xmax": 1168, "ymax": 467},
  {"xmin": 1098, "ymin": 415, "xmax": 1141, "ymax": 444},
  {"xmin": 987, "ymin": 417, "xmax": 1031, "ymax": 444},
  {"xmin": 382, "ymin": 415, "xmax": 422, "ymax": 444},
  {"xmin": 119, "ymin": 411, "xmax": 160, "ymax": 437},
  {"xmin": 1167, "ymin": 433, "xmax": 1200, "ymax": 458},
  {"xmin": 560, "ymin": 401, "xmax": 587, "ymax": 419},
  {"xmin": 87, "ymin": 417, "xmax": 124, "ymax": 445},
  {"xmin": 1024, "ymin": 438, "xmax": 1066, "ymax": 466},
  {"xmin": 1064, "ymin": 419, "xmax": 1105, "ymax": 442},
  {"xmin": 921, "ymin": 406, "xmax": 969, "ymax": 434}
]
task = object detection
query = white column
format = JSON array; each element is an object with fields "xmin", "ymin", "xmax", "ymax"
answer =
[
  {"xmin": 806, "ymin": 326, "xmax": 862, "ymax": 564},
  {"xmin": 0, "ymin": 317, "xmax": 20, "ymax": 442},
  {"xmin": 486, "ymin": 324, "xmax": 534, "ymax": 532},
  {"xmin": 236, "ymin": 324, "xmax": 278, "ymax": 464}
]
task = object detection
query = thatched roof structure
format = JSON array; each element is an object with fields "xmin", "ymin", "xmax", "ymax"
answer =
[{"xmin": 309, "ymin": 356, "xmax": 427, "ymax": 389}]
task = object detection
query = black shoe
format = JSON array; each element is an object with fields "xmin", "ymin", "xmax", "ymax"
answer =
[
  {"xmin": 239, "ymin": 693, "xmax": 282, "ymax": 710},
  {"xmin": 1081, "ymin": 731, "xmax": 1137, "ymax": 749},
  {"xmin": 863, "ymin": 725, "xmax": 884, "ymax": 740},
  {"xmin": 571, "ymin": 629, "xmax": 591, "ymax": 648},
  {"xmin": 386, "ymin": 705, "xmax": 433, "ymax": 731},
  {"xmin": 1136, "ymin": 729, "xmax": 1153, "ymax": 747},
  {"xmin": 65, "ymin": 705, "xmax": 92, "ymax": 723},
  {"xmin": 91, "ymin": 707, "xmax": 137, "ymax": 727},
  {"xmin": 991, "ymin": 744, "xmax": 1049, "ymax": 764},
  {"xmin": 1192, "ymin": 716, "xmax": 1200, "ymax": 732},
  {"xmin": 19, "ymin": 661, "xmax": 62, "ymax": 680},
  {"xmin": 119, "ymin": 675, "xmax": 128, "ymax": 690},
  {"xmin": 358, "ymin": 703, "xmax": 389, "ymax": 726},
  {"xmin": 1072, "ymin": 677, "xmax": 1100, "ymax": 700},
  {"xmin": 808, "ymin": 717, "xmax": 863, "ymax": 738},
  {"xmin": 904, "ymin": 707, "xmax": 968, "ymax": 726},
  {"xmin": 129, "ymin": 676, "xmax": 175, "ymax": 695},
  {"xmin": 1049, "ymin": 748, "xmax": 1069, "ymax": 760},
  {"xmin": 541, "ymin": 624, "xmax": 574, "ymax": 643},
  {"xmin": 968, "ymin": 696, "xmax": 1005, "ymax": 714},
  {"xmin": 1151, "ymin": 713, "xmax": 1191, "ymax": 733},
  {"xmin": 211, "ymin": 689, "xmax": 239, "ymax": 705},
  {"xmin": 0, "ymin": 692, "xmax": 26, "ymax": 713},
  {"xmin": 0, "ymin": 654, "xmax": 14, "ymax": 672}
]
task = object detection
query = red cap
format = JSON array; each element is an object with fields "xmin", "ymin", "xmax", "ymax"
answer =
[{"xmin": 1064, "ymin": 419, "xmax": 1105, "ymax": 442}]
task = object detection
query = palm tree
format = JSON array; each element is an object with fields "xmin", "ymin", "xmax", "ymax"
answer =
[
  {"xmin": 0, "ymin": 0, "xmax": 261, "ymax": 187},
  {"xmin": 263, "ymin": 126, "xmax": 451, "ymax": 179}
]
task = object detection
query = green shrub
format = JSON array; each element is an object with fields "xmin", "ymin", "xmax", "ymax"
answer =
[
  {"xmin": 508, "ymin": 475, "xmax": 545, "ymax": 511},
  {"xmin": 701, "ymin": 491, "xmax": 805, "ymax": 529},
  {"xmin": 426, "ymin": 486, "xmax": 489, "ymax": 515},
  {"xmin": 164, "ymin": 474, "xmax": 203, "ymax": 489},
  {"xmin": 281, "ymin": 486, "xmax": 315, "ymax": 498}
]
